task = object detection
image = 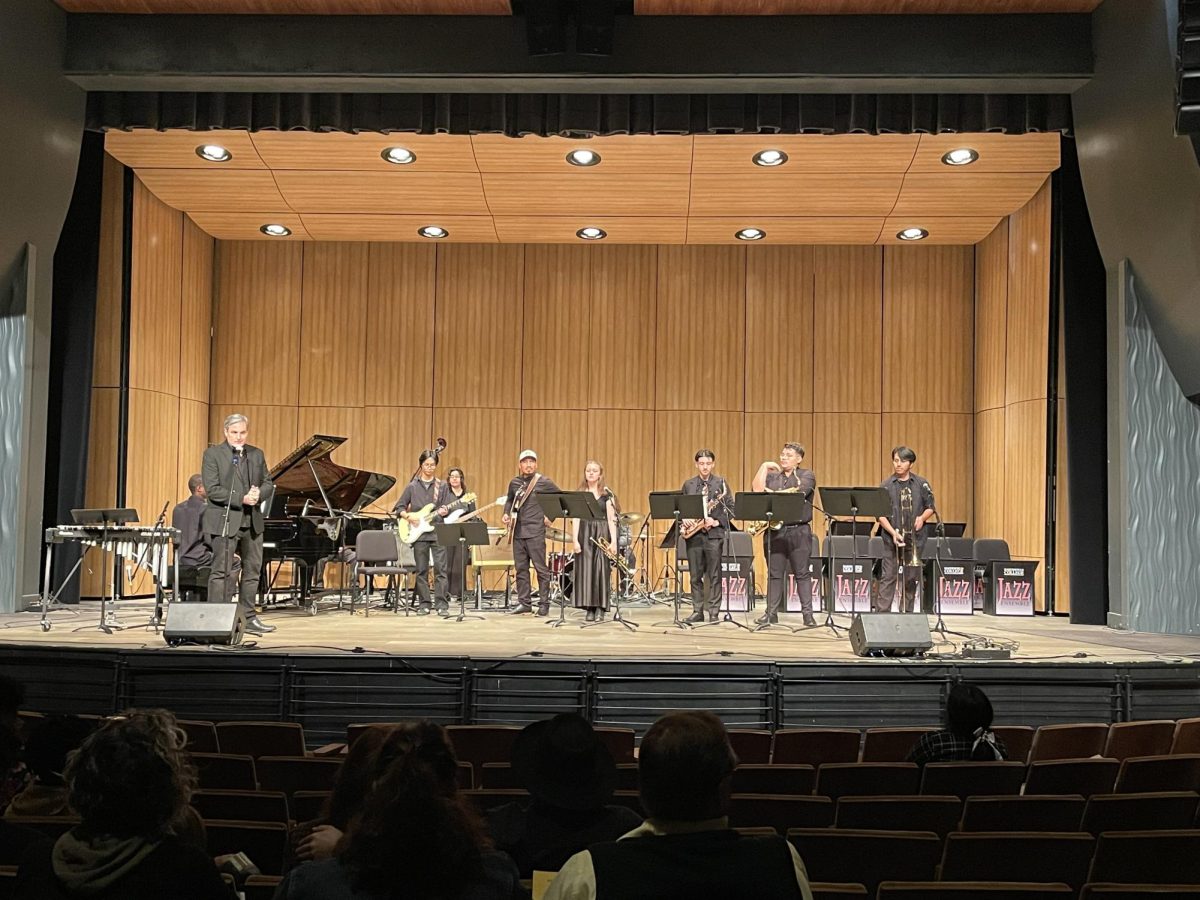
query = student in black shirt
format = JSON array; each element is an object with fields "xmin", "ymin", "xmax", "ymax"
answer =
[
  {"xmin": 680, "ymin": 449, "xmax": 733, "ymax": 624},
  {"xmin": 503, "ymin": 450, "xmax": 561, "ymax": 616},
  {"xmin": 751, "ymin": 443, "xmax": 818, "ymax": 627},
  {"xmin": 875, "ymin": 445, "xmax": 937, "ymax": 613},
  {"xmin": 444, "ymin": 467, "xmax": 477, "ymax": 601},
  {"xmin": 392, "ymin": 451, "xmax": 452, "ymax": 616}
]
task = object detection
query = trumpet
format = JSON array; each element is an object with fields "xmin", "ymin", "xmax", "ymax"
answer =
[
  {"xmin": 590, "ymin": 537, "xmax": 635, "ymax": 577},
  {"xmin": 744, "ymin": 485, "xmax": 803, "ymax": 536}
]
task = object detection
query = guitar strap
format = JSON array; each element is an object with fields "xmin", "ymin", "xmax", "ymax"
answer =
[{"xmin": 513, "ymin": 473, "xmax": 541, "ymax": 515}]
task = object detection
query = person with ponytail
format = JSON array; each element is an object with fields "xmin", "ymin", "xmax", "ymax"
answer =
[{"xmin": 907, "ymin": 683, "xmax": 1008, "ymax": 766}]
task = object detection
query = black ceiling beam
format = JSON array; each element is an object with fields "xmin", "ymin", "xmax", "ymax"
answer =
[{"xmin": 63, "ymin": 13, "xmax": 1092, "ymax": 94}]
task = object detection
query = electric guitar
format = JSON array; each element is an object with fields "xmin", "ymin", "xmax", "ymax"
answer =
[
  {"xmin": 395, "ymin": 493, "xmax": 477, "ymax": 545},
  {"xmin": 444, "ymin": 495, "xmax": 507, "ymax": 525}
]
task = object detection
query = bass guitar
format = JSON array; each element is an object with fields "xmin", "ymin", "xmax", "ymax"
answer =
[
  {"xmin": 444, "ymin": 495, "xmax": 507, "ymax": 525},
  {"xmin": 395, "ymin": 492, "xmax": 476, "ymax": 545}
]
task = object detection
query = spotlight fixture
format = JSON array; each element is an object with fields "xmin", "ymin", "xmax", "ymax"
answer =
[
  {"xmin": 566, "ymin": 148, "xmax": 601, "ymax": 167},
  {"xmin": 195, "ymin": 144, "xmax": 232, "ymax": 162},
  {"xmin": 752, "ymin": 149, "xmax": 788, "ymax": 168},
  {"xmin": 381, "ymin": 146, "xmax": 417, "ymax": 165},
  {"xmin": 941, "ymin": 147, "xmax": 979, "ymax": 167},
  {"xmin": 576, "ymin": 226, "xmax": 607, "ymax": 241},
  {"xmin": 417, "ymin": 225, "xmax": 448, "ymax": 239},
  {"xmin": 259, "ymin": 223, "xmax": 292, "ymax": 237},
  {"xmin": 735, "ymin": 228, "xmax": 766, "ymax": 241},
  {"xmin": 896, "ymin": 227, "xmax": 929, "ymax": 242}
]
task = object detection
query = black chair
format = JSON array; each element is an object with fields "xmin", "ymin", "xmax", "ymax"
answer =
[{"xmin": 353, "ymin": 529, "xmax": 410, "ymax": 615}]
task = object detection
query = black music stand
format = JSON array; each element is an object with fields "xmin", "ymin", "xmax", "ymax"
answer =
[
  {"xmin": 817, "ymin": 487, "xmax": 889, "ymax": 633},
  {"xmin": 648, "ymin": 492, "xmax": 705, "ymax": 630},
  {"xmin": 534, "ymin": 492, "xmax": 603, "ymax": 628},
  {"xmin": 735, "ymin": 492, "xmax": 808, "ymax": 633},
  {"xmin": 435, "ymin": 521, "xmax": 489, "ymax": 623},
  {"xmin": 70, "ymin": 508, "xmax": 139, "ymax": 633}
]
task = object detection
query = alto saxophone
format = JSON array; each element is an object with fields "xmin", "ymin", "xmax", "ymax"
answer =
[{"xmin": 681, "ymin": 484, "xmax": 723, "ymax": 540}]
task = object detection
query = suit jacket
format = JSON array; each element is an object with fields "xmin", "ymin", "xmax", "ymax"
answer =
[{"xmin": 201, "ymin": 442, "xmax": 275, "ymax": 536}]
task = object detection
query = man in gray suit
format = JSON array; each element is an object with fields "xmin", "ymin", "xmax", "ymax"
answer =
[{"xmin": 203, "ymin": 413, "xmax": 276, "ymax": 634}]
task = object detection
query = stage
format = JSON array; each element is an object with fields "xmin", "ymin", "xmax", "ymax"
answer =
[{"xmin": 3, "ymin": 599, "xmax": 1200, "ymax": 747}]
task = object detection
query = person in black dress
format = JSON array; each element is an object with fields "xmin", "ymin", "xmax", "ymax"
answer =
[
  {"xmin": 570, "ymin": 460, "xmax": 619, "ymax": 622},
  {"xmin": 444, "ymin": 467, "xmax": 477, "ymax": 602}
]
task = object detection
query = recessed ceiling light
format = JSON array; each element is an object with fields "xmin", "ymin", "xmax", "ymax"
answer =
[
  {"xmin": 418, "ymin": 225, "xmax": 448, "ymax": 239},
  {"xmin": 566, "ymin": 148, "xmax": 601, "ymax": 167},
  {"xmin": 259, "ymin": 223, "xmax": 292, "ymax": 237},
  {"xmin": 735, "ymin": 227, "xmax": 766, "ymax": 241},
  {"xmin": 941, "ymin": 147, "xmax": 979, "ymax": 167},
  {"xmin": 896, "ymin": 227, "xmax": 929, "ymax": 241},
  {"xmin": 752, "ymin": 149, "xmax": 788, "ymax": 168},
  {"xmin": 381, "ymin": 146, "xmax": 416, "ymax": 165},
  {"xmin": 576, "ymin": 226, "xmax": 607, "ymax": 241},
  {"xmin": 195, "ymin": 144, "xmax": 232, "ymax": 162}
]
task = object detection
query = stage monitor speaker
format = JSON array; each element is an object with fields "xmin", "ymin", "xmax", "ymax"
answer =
[
  {"xmin": 163, "ymin": 604, "xmax": 244, "ymax": 646},
  {"xmin": 849, "ymin": 613, "xmax": 932, "ymax": 657}
]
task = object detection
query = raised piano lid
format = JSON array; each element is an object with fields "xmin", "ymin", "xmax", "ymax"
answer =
[{"xmin": 268, "ymin": 434, "xmax": 396, "ymax": 516}]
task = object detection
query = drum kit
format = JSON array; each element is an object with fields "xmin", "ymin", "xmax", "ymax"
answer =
[{"xmin": 541, "ymin": 511, "xmax": 652, "ymax": 605}]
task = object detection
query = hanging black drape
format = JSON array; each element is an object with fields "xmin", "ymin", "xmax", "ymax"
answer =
[{"xmin": 87, "ymin": 91, "xmax": 1071, "ymax": 136}]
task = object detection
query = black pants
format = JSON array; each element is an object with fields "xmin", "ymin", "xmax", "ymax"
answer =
[
  {"xmin": 877, "ymin": 550, "xmax": 921, "ymax": 612},
  {"xmin": 209, "ymin": 527, "xmax": 262, "ymax": 619},
  {"xmin": 412, "ymin": 540, "xmax": 448, "ymax": 608},
  {"xmin": 685, "ymin": 530, "xmax": 724, "ymax": 616},
  {"xmin": 765, "ymin": 524, "xmax": 813, "ymax": 617},
  {"xmin": 514, "ymin": 533, "xmax": 551, "ymax": 609},
  {"xmin": 446, "ymin": 544, "xmax": 468, "ymax": 599}
]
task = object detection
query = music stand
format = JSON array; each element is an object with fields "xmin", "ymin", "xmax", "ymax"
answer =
[
  {"xmin": 534, "ymin": 492, "xmax": 603, "ymax": 628},
  {"xmin": 735, "ymin": 492, "xmax": 808, "ymax": 633},
  {"xmin": 435, "ymin": 521, "xmax": 489, "ymax": 623},
  {"xmin": 817, "ymin": 487, "xmax": 889, "ymax": 633},
  {"xmin": 648, "ymin": 492, "xmax": 704, "ymax": 629},
  {"xmin": 70, "ymin": 508, "xmax": 139, "ymax": 633}
]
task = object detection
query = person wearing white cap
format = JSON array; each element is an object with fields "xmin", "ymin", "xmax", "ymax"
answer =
[{"xmin": 503, "ymin": 450, "xmax": 561, "ymax": 615}]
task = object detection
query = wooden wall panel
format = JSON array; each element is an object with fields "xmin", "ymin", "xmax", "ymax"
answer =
[
  {"xmin": 432, "ymin": 407, "xmax": 521, "ymax": 528},
  {"xmin": 365, "ymin": 243, "xmax": 435, "ymax": 407},
  {"xmin": 1004, "ymin": 399, "xmax": 1047, "ymax": 559},
  {"xmin": 882, "ymin": 245, "xmax": 974, "ymax": 414},
  {"xmin": 973, "ymin": 407, "xmax": 1005, "ymax": 538},
  {"xmin": 298, "ymin": 242, "xmax": 370, "ymax": 408},
  {"xmin": 653, "ymin": 411, "xmax": 745, "ymax": 495},
  {"xmin": 811, "ymin": 412, "xmax": 881, "ymax": 487},
  {"xmin": 94, "ymin": 154, "xmax": 125, "ymax": 389},
  {"xmin": 881, "ymin": 412, "xmax": 973, "ymax": 527},
  {"xmin": 974, "ymin": 221, "xmax": 1008, "ymax": 412},
  {"xmin": 212, "ymin": 241, "xmax": 304, "ymax": 406},
  {"xmin": 742, "ymin": 413, "xmax": 816, "ymax": 490},
  {"xmin": 297, "ymin": 406, "xmax": 368, "ymax": 470},
  {"xmin": 129, "ymin": 179, "xmax": 183, "ymax": 395},
  {"xmin": 655, "ymin": 246, "xmax": 746, "ymax": 411},
  {"xmin": 812, "ymin": 246, "xmax": 882, "ymax": 413},
  {"xmin": 1005, "ymin": 179, "xmax": 1051, "ymax": 405},
  {"xmin": 180, "ymin": 218, "xmax": 213, "ymax": 403},
  {"xmin": 433, "ymin": 245, "xmax": 524, "ymax": 409},
  {"xmin": 360, "ymin": 406, "xmax": 434, "ymax": 514},
  {"xmin": 208, "ymin": 404, "xmax": 299, "ymax": 468},
  {"xmin": 521, "ymin": 245, "xmax": 592, "ymax": 410},
  {"xmin": 745, "ymin": 247, "xmax": 814, "ymax": 413},
  {"xmin": 586, "ymin": 409, "xmax": 656, "ymax": 518},
  {"xmin": 83, "ymin": 388, "xmax": 120, "ymax": 599},
  {"xmin": 126, "ymin": 389, "xmax": 180, "ymax": 592},
  {"xmin": 520, "ymin": 410, "xmax": 589, "ymax": 491},
  {"xmin": 177, "ymin": 398, "xmax": 210, "ymax": 498},
  {"xmin": 590, "ymin": 245, "xmax": 657, "ymax": 410}
]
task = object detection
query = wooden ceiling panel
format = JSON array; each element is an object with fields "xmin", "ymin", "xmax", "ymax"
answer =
[
  {"xmin": 302, "ymin": 214, "xmax": 498, "ymax": 241},
  {"xmin": 634, "ymin": 1, "xmax": 1100, "ymax": 12},
  {"xmin": 493, "ymin": 217, "xmax": 687, "ymax": 244},
  {"xmin": 273, "ymin": 170, "xmax": 488, "ymax": 214},
  {"xmin": 185, "ymin": 212, "xmax": 312, "ymax": 240},
  {"xmin": 892, "ymin": 172, "xmax": 1048, "ymax": 217},
  {"xmin": 482, "ymin": 174, "xmax": 692, "ymax": 216},
  {"xmin": 686, "ymin": 217, "xmax": 883, "ymax": 244},
  {"xmin": 877, "ymin": 216, "xmax": 1001, "ymax": 245},
  {"xmin": 58, "ymin": 1, "xmax": 511, "ymax": 11},
  {"xmin": 470, "ymin": 134, "xmax": 694, "ymax": 174},
  {"xmin": 689, "ymin": 173, "xmax": 903, "ymax": 216},
  {"xmin": 908, "ymin": 132, "xmax": 1061, "ymax": 173},
  {"xmin": 691, "ymin": 134, "xmax": 919, "ymax": 173},
  {"xmin": 105, "ymin": 129, "xmax": 266, "ymax": 169},
  {"xmin": 250, "ymin": 131, "xmax": 478, "ymax": 171},
  {"xmin": 136, "ymin": 169, "xmax": 288, "ymax": 212}
]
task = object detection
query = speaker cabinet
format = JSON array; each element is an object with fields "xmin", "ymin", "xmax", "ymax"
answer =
[
  {"xmin": 163, "ymin": 603, "xmax": 244, "ymax": 646},
  {"xmin": 849, "ymin": 613, "xmax": 932, "ymax": 657}
]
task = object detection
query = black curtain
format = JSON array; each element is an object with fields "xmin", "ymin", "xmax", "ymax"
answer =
[
  {"xmin": 87, "ymin": 91, "xmax": 1072, "ymax": 136},
  {"xmin": 44, "ymin": 130, "xmax": 105, "ymax": 604}
]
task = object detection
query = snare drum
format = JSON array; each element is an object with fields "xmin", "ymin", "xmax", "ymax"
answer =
[{"xmin": 547, "ymin": 552, "xmax": 575, "ymax": 598}]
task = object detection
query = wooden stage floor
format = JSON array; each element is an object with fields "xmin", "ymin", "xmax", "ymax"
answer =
[{"xmin": 3, "ymin": 598, "xmax": 1200, "ymax": 666}]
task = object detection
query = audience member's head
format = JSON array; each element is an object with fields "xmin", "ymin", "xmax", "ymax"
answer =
[
  {"xmin": 638, "ymin": 711, "xmax": 738, "ymax": 823},
  {"xmin": 0, "ymin": 675, "xmax": 25, "ymax": 732},
  {"xmin": 945, "ymin": 683, "xmax": 994, "ymax": 739},
  {"xmin": 324, "ymin": 725, "xmax": 398, "ymax": 830},
  {"xmin": 23, "ymin": 715, "xmax": 96, "ymax": 786},
  {"xmin": 340, "ymin": 721, "xmax": 490, "ymax": 899},
  {"xmin": 66, "ymin": 709, "xmax": 195, "ymax": 840},
  {"xmin": 512, "ymin": 713, "xmax": 616, "ymax": 811}
]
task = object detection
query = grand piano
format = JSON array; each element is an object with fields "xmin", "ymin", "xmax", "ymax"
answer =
[{"xmin": 262, "ymin": 434, "xmax": 396, "ymax": 608}]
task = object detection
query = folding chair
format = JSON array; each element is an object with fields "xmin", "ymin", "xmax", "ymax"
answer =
[
  {"xmin": 353, "ymin": 529, "xmax": 410, "ymax": 615},
  {"xmin": 1171, "ymin": 719, "xmax": 1200, "ymax": 755},
  {"xmin": 1115, "ymin": 754, "xmax": 1200, "ymax": 793},
  {"xmin": 1103, "ymin": 720, "xmax": 1176, "ymax": 761},
  {"xmin": 1029, "ymin": 724, "xmax": 1110, "ymax": 763}
]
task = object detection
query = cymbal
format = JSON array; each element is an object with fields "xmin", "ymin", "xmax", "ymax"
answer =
[
  {"xmin": 547, "ymin": 527, "xmax": 573, "ymax": 543},
  {"xmin": 620, "ymin": 512, "xmax": 644, "ymax": 524}
]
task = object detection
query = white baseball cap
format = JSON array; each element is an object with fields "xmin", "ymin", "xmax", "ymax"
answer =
[{"xmin": 518, "ymin": 449, "xmax": 538, "ymax": 462}]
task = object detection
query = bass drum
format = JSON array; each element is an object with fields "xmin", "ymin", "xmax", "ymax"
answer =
[{"xmin": 545, "ymin": 551, "xmax": 575, "ymax": 599}]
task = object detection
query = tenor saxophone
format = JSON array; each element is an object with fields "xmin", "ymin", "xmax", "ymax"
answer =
[{"xmin": 745, "ymin": 484, "xmax": 802, "ymax": 536}]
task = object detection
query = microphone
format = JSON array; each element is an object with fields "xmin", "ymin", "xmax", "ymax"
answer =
[{"xmin": 234, "ymin": 446, "xmax": 245, "ymax": 464}]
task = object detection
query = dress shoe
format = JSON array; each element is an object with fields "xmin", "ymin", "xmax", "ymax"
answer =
[
  {"xmin": 245, "ymin": 616, "xmax": 276, "ymax": 634},
  {"xmin": 508, "ymin": 603, "xmax": 533, "ymax": 615},
  {"xmin": 435, "ymin": 602, "xmax": 449, "ymax": 617},
  {"xmin": 683, "ymin": 611, "xmax": 704, "ymax": 624},
  {"xmin": 417, "ymin": 605, "xmax": 431, "ymax": 616},
  {"xmin": 585, "ymin": 609, "xmax": 597, "ymax": 622},
  {"xmin": 803, "ymin": 613, "xmax": 817, "ymax": 626},
  {"xmin": 755, "ymin": 613, "xmax": 778, "ymax": 625},
  {"xmin": 536, "ymin": 603, "xmax": 550, "ymax": 617}
]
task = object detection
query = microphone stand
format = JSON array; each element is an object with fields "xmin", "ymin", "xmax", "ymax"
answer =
[
  {"xmin": 137, "ymin": 500, "xmax": 170, "ymax": 629},
  {"xmin": 217, "ymin": 448, "xmax": 245, "ymax": 607}
]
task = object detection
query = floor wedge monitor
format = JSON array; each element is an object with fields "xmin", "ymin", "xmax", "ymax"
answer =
[
  {"xmin": 163, "ymin": 603, "xmax": 244, "ymax": 646},
  {"xmin": 849, "ymin": 613, "xmax": 932, "ymax": 657}
]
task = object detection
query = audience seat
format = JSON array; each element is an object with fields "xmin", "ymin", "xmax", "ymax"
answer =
[
  {"xmin": 462, "ymin": 789, "xmax": 529, "ymax": 812},
  {"xmin": 592, "ymin": 726, "xmax": 636, "ymax": 764},
  {"xmin": 878, "ymin": 883, "xmax": 1073, "ymax": 899},
  {"xmin": 1103, "ymin": 720, "xmax": 1177, "ymax": 761},
  {"xmin": 609, "ymin": 790, "xmax": 644, "ymax": 816},
  {"xmin": 731, "ymin": 764, "xmax": 815, "ymax": 796},
  {"xmin": 787, "ymin": 828, "xmax": 941, "ymax": 896},
  {"xmin": 0, "ymin": 866, "xmax": 14, "ymax": 900},
  {"xmin": 815, "ymin": 763, "xmax": 921, "ymax": 800},
  {"xmin": 1115, "ymin": 754, "xmax": 1200, "ymax": 793},
  {"xmin": 727, "ymin": 794, "xmax": 834, "ymax": 832},
  {"xmin": 242, "ymin": 875, "xmax": 283, "ymax": 900},
  {"xmin": 860, "ymin": 727, "xmax": 937, "ymax": 763},
  {"xmin": 1171, "ymin": 719, "xmax": 1200, "ymax": 755},
  {"xmin": 215, "ymin": 721, "xmax": 307, "ymax": 758},
  {"xmin": 203, "ymin": 820, "xmax": 289, "ymax": 876},
  {"xmin": 190, "ymin": 789, "xmax": 290, "ymax": 825},
  {"xmin": 1081, "ymin": 791, "xmax": 1200, "ymax": 835},
  {"xmin": 727, "ymin": 728, "xmax": 773, "ymax": 764},
  {"xmin": 445, "ymin": 725, "xmax": 522, "ymax": 770},
  {"xmin": 834, "ymin": 795, "xmax": 962, "ymax": 837},
  {"xmin": 810, "ymin": 885, "xmax": 868, "ymax": 899},
  {"xmin": 3, "ymin": 815, "xmax": 79, "ymax": 841},
  {"xmin": 254, "ymin": 756, "xmax": 342, "ymax": 797},
  {"xmin": 772, "ymin": 728, "xmax": 861, "ymax": 767},
  {"xmin": 993, "ymin": 726, "xmax": 1037, "ymax": 764},
  {"xmin": 1023, "ymin": 759, "xmax": 1120, "ymax": 797},
  {"xmin": 481, "ymin": 763, "xmax": 523, "ymax": 790},
  {"xmin": 190, "ymin": 752, "xmax": 258, "ymax": 791},
  {"xmin": 919, "ymin": 761, "xmax": 1027, "ymax": 799},
  {"xmin": 615, "ymin": 762, "xmax": 638, "ymax": 791},
  {"xmin": 1080, "ymin": 885, "xmax": 1200, "ymax": 899},
  {"xmin": 1029, "ymin": 724, "xmax": 1110, "ymax": 763},
  {"xmin": 177, "ymin": 719, "xmax": 219, "ymax": 754},
  {"xmin": 346, "ymin": 722, "xmax": 400, "ymax": 748},
  {"xmin": 290, "ymin": 790, "xmax": 330, "ymax": 824},
  {"xmin": 938, "ymin": 832, "xmax": 1095, "ymax": 890},
  {"xmin": 959, "ymin": 795, "xmax": 1086, "ymax": 833},
  {"xmin": 1087, "ymin": 830, "xmax": 1200, "ymax": 885}
]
